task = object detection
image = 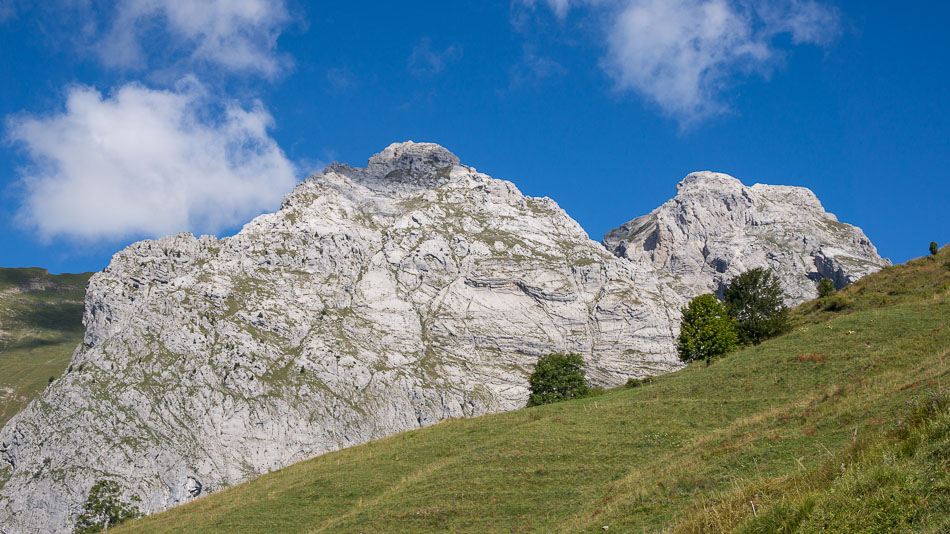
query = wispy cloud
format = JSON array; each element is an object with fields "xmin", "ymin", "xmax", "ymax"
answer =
[
  {"xmin": 326, "ymin": 67, "xmax": 358, "ymax": 93},
  {"xmin": 523, "ymin": 0, "xmax": 840, "ymax": 124},
  {"xmin": 100, "ymin": 0, "xmax": 293, "ymax": 78},
  {"xmin": 6, "ymin": 78, "xmax": 297, "ymax": 242},
  {"xmin": 508, "ymin": 46, "xmax": 567, "ymax": 89},
  {"xmin": 0, "ymin": 0, "xmax": 15, "ymax": 22},
  {"xmin": 408, "ymin": 37, "xmax": 462, "ymax": 75}
]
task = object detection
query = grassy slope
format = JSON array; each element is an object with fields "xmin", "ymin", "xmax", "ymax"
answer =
[
  {"xmin": 115, "ymin": 247, "xmax": 950, "ymax": 534},
  {"xmin": 0, "ymin": 267, "xmax": 91, "ymax": 427}
]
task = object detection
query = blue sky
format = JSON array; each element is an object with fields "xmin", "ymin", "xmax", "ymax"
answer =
[{"xmin": 1, "ymin": 0, "xmax": 947, "ymax": 273}]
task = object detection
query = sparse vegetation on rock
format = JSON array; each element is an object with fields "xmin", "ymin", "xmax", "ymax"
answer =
[
  {"xmin": 74, "ymin": 480, "xmax": 141, "ymax": 534},
  {"xmin": 676, "ymin": 294, "xmax": 738, "ymax": 364}
]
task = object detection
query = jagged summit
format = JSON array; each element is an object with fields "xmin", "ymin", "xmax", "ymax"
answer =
[
  {"xmin": 324, "ymin": 141, "xmax": 464, "ymax": 194},
  {"xmin": 676, "ymin": 171, "xmax": 745, "ymax": 194},
  {"xmin": 604, "ymin": 172, "xmax": 889, "ymax": 303},
  {"xmin": 367, "ymin": 141, "xmax": 461, "ymax": 176}
]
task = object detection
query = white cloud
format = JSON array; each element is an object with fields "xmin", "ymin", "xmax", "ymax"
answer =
[
  {"xmin": 6, "ymin": 79, "xmax": 297, "ymax": 242},
  {"xmin": 101, "ymin": 0, "xmax": 291, "ymax": 77},
  {"xmin": 408, "ymin": 38, "xmax": 462, "ymax": 75},
  {"xmin": 526, "ymin": 0, "xmax": 839, "ymax": 123}
]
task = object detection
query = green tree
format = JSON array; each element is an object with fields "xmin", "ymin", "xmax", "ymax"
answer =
[
  {"xmin": 677, "ymin": 294, "xmax": 739, "ymax": 364},
  {"xmin": 724, "ymin": 268, "xmax": 790, "ymax": 345},
  {"xmin": 74, "ymin": 480, "xmax": 141, "ymax": 534},
  {"xmin": 817, "ymin": 277, "xmax": 836, "ymax": 298},
  {"xmin": 931, "ymin": 242, "xmax": 939, "ymax": 257},
  {"xmin": 527, "ymin": 353, "xmax": 590, "ymax": 406}
]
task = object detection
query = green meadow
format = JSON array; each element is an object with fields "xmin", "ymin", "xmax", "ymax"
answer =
[{"xmin": 0, "ymin": 267, "xmax": 91, "ymax": 427}]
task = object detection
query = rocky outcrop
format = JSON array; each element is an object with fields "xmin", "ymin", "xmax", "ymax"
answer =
[
  {"xmin": 0, "ymin": 143, "xmax": 682, "ymax": 533},
  {"xmin": 603, "ymin": 171, "xmax": 889, "ymax": 303}
]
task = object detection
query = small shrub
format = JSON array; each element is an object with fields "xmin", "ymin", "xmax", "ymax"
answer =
[
  {"xmin": 930, "ymin": 241, "xmax": 939, "ymax": 257},
  {"xmin": 527, "ymin": 353, "xmax": 590, "ymax": 407},
  {"xmin": 625, "ymin": 377, "xmax": 650, "ymax": 388},
  {"xmin": 677, "ymin": 294, "xmax": 739, "ymax": 363},
  {"xmin": 821, "ymin": 295, "xmax": 850, "ymax": 312},
  {"xmin": 724, "ymin": 268, "xmax": 790, "ymax": 345},
  {"xmin": 816, "ymin": 277, "xmax": 836, "ymax": 298}
]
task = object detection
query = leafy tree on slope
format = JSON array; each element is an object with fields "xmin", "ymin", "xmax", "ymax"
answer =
[
  {"xmin": 724, "ymin": 268, "xmax": 790, "ymax": 345},
  {"xmin": 527, "ymin": 353, "xmax": 590, "ymax": 406},
  {"xmin": 677, "ymin": 294, "xmax": 739, "ymax": 364},
  {"xmin": 817, "ymin": 277, "xmax": 836, "ymax": 298}
]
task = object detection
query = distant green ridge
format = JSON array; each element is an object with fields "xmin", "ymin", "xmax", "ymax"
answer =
[
  {"xmin": 114, "ymin": 245, "xmax": 950, "ymax": 533},
  {"xmin": 0, "ymin": 267, "xmax": 92, "ymax": 427}
]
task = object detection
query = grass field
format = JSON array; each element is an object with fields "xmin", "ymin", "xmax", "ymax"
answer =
[
  {"xmin": 0, "ymin": 267, "xmax": 91, "ymax": 427},
  {"xmin": 104, "ymin": 245, "xmax": 949, "ymax": 533}
]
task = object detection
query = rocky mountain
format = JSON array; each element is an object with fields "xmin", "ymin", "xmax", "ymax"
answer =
[
  {"xmin": 0, "ymin": 143, "xmax": 683, "ymax": 533},
  {"xmin": 0, "ymin": 147, "xmax": 889, "ymax": 533},
  {"xmin": 602, "ymin": 171, "xmax": 889, "ymax": 303}
]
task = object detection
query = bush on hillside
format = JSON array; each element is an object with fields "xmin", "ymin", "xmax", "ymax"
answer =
[
  {"xmin": 817, "ymin": 277, "xmax": 836, "ymax": 298},
  {"xmin": 677, "ymin": 294, "xmax": 739, "ymax": 364},
  {"xmin": 724, "ymin": 267, "xmax": 790, "ymax": 345},
  {"xmin": 931, "ymin": 241, "xmax": 940, "ymax": 257},
  {"xmin": 74, "ymin": 480, "xmax": 141, "ymax": 534},
  {"xmin": 625, "ymin": 377, "xmax": 652, "ymax": 388},
  {"xmin": 821, "ymin": 294, "xmax": 850, "ymax": 312},
  {"xmin": 527, "ymin": 353, "xmax": 590, "ymax": 407}
]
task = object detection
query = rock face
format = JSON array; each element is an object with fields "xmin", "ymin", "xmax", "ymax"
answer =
[
  {"xmin": 603, "ymin": 172, "xmax": 889, "ymax": 304},
  {"xmin": 0, "ymin": 143, "xmax": 682, "ymax": 533}
]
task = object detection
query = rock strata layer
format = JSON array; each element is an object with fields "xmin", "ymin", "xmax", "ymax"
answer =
[
  {"xmin": 603, "ymin": 171, "xmax": 889, "ymax": 303},
  {"xmin": 0, "ymin": 143, "xmax": 682, "ymax": 533}
]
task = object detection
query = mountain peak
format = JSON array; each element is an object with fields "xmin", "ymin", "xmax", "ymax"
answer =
[
  {"xmin": 676, "ymin": 171, "xmax": 744, "ymax": 194},
  {"xmin": 605, "ymin": 171, "xmax": 889, "ymax": 303},
  {"xmin": 364, "ymin": 141, "xmax": 461, "ymax": 185},
  {"xmin": 324, "ymin": 141, "xmax": 464, "ymax": 194},
  {"xmin": 367, "ymin": 141, "xmax": 460, "ymax": 175}
]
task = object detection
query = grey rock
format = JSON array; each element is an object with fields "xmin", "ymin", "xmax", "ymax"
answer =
[
  {"xmin": 0, "ymin": 142, "xmax": 682, "ymax": 533},
  {"xmin": 603, "ymin": 171, "xmax": 889, "ymax": 304}
]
